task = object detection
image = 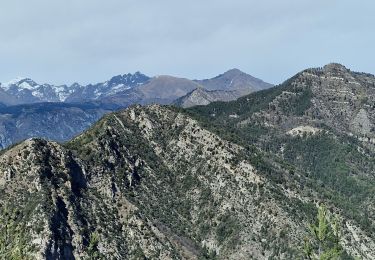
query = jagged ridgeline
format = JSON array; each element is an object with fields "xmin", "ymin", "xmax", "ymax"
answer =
[{"xmin": 0, "ymin": 63, "xmax": 374, "ymax": 259}]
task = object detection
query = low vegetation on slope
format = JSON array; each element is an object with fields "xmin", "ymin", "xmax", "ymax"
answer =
[
  {"xmin": 186, "ymin": 63, "xmax": 375, "ymax": 258},
  {"xmin": 0, "ymin": 63, "xmax": 374, "ymax": 259}
]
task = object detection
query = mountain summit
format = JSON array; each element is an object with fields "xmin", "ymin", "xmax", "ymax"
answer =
[
  {"xmin": 173, "ymin": 69, "xmax": 273, "ymax": 108},
  {"xmin": 196, "ymin": 68, "xmax": 273, "ymax": 92},
  {"xmin": 322, "ymin": 62, "xmax": 349, "ymax": 73}
]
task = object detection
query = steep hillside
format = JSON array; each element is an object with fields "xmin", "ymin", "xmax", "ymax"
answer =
[
  {"xmin": 188, "ymin": 63, "xmax": 375, "ymax": 149},
  {"xmin": 1, "ymin": 104, "xmax": 374, "ymax": 259},
  {"xmin": 187, "ymin": 63, "xmax": 375, "ymax": 251},
  {"xmin": 1, "ymin": 64, "xmax": 374, "ymax": 259}
]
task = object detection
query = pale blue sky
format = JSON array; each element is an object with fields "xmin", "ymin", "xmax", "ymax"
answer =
[{"xmin": 0, "ymin": 0, "xmax": 374, "ymax": 85}]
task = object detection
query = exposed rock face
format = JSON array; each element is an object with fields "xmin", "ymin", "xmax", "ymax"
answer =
[
  {"xmin": 1, "ymin": 102, "xmax": 374, "ymax": 259},
  {"xmin": 186, "ymin": 63, "xmax": 375, "ymax": 259},
  {"xmin": 246, "ymin": 63, "xmax": 375, "ymax": 143},
  {"xmin": 1, "ymin": 64, "xmax": 375, "ymax": 259},
  {"xmin": 286, "ymin": 125, "xmax": 322, "ymax": 137},
  {"xmin": 351, "ymin": 108, "xmax": 373, "ymax": 135},
  {"xmin": 0, "ymin": 139, "xmax": 87, "ymax": 259},
  {"xmin": 173, "ymin": 88, "xmax": 242, "ymax": 108}
]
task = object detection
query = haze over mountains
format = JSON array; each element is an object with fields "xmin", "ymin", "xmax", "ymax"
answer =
[
  {"xmin": 0, "ymin": 69, "xmax": 272, "ymax": 149},
  {"xmin": 0, "ymin": 63, "xmax": 374, "ymax": 259}
]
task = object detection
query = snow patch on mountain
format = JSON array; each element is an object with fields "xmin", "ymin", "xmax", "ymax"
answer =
[
  {"xmin": 19, "ymin": 81, "xmax": 37, "ymax": 90},
  {"xmin": 0, "ymin": 72, "xmax": 150, "ymax": 104},
  {"xmin": 1, "ymin": 77, "xmax": 28, "ymax": 90}
]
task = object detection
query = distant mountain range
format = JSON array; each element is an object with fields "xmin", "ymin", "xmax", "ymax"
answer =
[
  {"xmin": 0, "ymin": 69, "xmax": 271, "ymax": 106},
  {"xmin": 0, "ymin": 69, "xmax": 272, "ymax": 149},
  {"xmin": 0, "ymin": 72, "xmax": 150, "ymax": 105},
  {"xmin": 1, "ymin": 63, "xmax": 374, "ymax": 258}
]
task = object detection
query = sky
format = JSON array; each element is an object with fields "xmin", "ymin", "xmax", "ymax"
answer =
[{"xmin": 0, "ymin": 0, "xmax": 374, "ymax": 85}]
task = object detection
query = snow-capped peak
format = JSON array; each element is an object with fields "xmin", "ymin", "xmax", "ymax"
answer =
[
  {"xmin": 0, "ymin": 71, "xmax": 150, "ymax": 103},
  {"xmin": 1, "ymin": 77, "xmax": 29, "ymax": 90},
  {"xmin": 18, "ymin": 80, "xmax": 37, "ymax": 90}
]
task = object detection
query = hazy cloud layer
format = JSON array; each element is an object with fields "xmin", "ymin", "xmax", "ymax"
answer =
[{"xmin": 0, "ymin": 0, "xmax": 374, "ymax": 85}]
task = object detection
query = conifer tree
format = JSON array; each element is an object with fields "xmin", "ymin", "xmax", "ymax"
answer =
[{"xmin": 303, "ymin": 204, "xmax": 343, "ymax": 260}]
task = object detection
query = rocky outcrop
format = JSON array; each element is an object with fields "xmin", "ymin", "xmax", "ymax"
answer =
[
  {"xmin": 173, "ymin": 88, "xmax": 243, "ymax": 108},
  {"xmin": 186, "ymin": 63, "xmax": 375, "ymax": 259},
  {"xmin": 1, "ymin": 64, "xmax": 375, "ymax": 259}
]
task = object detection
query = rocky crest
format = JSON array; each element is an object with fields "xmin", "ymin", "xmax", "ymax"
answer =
[
  {"xmin": 1, "ymin": 64, "xmax": 374, "ymax": 259},
  {"xmin": 1, "ymin": 102, "xmax": 374, "ymax": 259},
  {"xmin": 247, "ymin": 63, "xmax": 375, "ymax": 144}
]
